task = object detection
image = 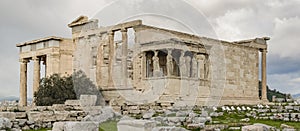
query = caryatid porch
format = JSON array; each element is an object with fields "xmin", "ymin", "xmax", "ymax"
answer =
[{"xmin": 138, "ymin": 38, "xmax": 210, "ymax": 82}]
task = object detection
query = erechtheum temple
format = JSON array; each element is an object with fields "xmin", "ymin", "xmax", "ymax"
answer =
[{"xmin": 17, "ymin": 16, "xmax": 269, "ymax": 107}]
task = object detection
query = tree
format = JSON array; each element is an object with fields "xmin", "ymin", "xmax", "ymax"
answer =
[
  {"xmin": 258, "ymin": 80, "xmax": 286, "ymax": 102},
  {"xmin": 34, "ymin": 70, "xmax": 105, "ymax": 106},
  {"xmin": 34, "ymin": 74, "xmax": 76, "ymax": 106}
]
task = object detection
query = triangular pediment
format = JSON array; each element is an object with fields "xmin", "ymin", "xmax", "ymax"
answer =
[{"xmin": 68, "ymin": 16, "xmax": 88, "ymax": 27}]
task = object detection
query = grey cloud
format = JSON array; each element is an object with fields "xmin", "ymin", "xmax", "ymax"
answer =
[
  {"xmin": 93, "ymin": 0, "xmax": 218, "ymax": 38},
  {"xmin": 268, "ymin": 71, "xmax": 300, "ymax": 95},
  {"xmin": 268, "ymin": 54, "xmax": 300, "ymax": 74},
  {"xmin": 187, "ymin": 0, "xmax": 258, "ymax": 17}
]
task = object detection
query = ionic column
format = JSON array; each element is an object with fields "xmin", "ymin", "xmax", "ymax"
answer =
[
  {"xmin": 121, "ymin": 28, "xmax": 128, "ymax": 86},
  {"xmin": 33, "ymin": 56, "xmax": 40, "ymax": 101},
  {"xmin": 261, "ymin": 49, "xmax": 268, "ymax": 101},
  {"xmin": 167, "ymin": 49, "xmax": 173, "ymax": 77},
  {"xmin": 19, "ymin": 59, "xmax": 28, "ymax": 106},
  {"xmin": 108, "ymin": 31, "xmax": 114, "ymax": 87},
  {"xmin": 41, "ymin": 56, "xmax": 47, "ymax": 78},
  {"xmin": 33, "ymin": 56, "xmax": 40, "ymax": 92}
]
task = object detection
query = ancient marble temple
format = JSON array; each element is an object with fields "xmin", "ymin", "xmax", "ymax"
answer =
[{"xmin": 17, "ymin": 16, "xmax": 269, "ymax": 107}]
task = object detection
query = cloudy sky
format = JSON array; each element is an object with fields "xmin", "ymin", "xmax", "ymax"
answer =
[{"xmin": 0, "ymin": 0, "xmax": 299, "ymax": 98}]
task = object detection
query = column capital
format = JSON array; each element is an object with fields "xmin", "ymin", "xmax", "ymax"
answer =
[
  {"xmin": 107, "ymin": 30, "xmax": 114, "ymax": 36},
  {"xmin": 180, "ymin": 50, "xmax": 185, "ymax": 56},
  {"xmin": 33, "ymin": 56, "xmax": 40, "ymax": 61},
  {"xmin": 84, "ymin": 36, "xmax": 90, "ymax": 42},
  {"xmin": 96, "ymin": 33, "xmax": 102, "ymax": 38},
  {"xmin": 19, "ymin": 58, "xmax": 29, "ymax": 63},
  {"xmin": 74, "ymin": 37, "xmax": 80, "ymax": 42},
  {"xmin": 167, "ymin": 48, "xmax": 173, "ymax": 52},
  {"xmin": 154, "ymin": 50, "xmax": 159, "ymax": 56},
  {"xmin": 259, "ymin": 48, "xmax": 268, "ymax": 53},
  {"xmin": 84, "ymin": 35, "xmax": 89, "ymax": 39},
  {"xmin": 121, "ymin": 28, "xmax": 127, "ymax": 33},
  {"xmin": 142, "ymin": 51, "xmax": 146, "ymax": 55}
]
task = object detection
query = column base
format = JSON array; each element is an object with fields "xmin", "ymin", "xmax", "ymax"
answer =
[{"xmin": 260, "ymin": 98, "xmax": 269, "ymax": 104}]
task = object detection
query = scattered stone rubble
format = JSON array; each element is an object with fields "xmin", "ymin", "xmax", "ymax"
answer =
[
  {"xmin": 1, "ymin": 97, "xmax": 300, "ymax": 130},
  {"xmin": 0, "ymin": 95, "xmax": 119, "ymax": 131},
  {"xmin": 117, "ymin": 102, "xmax": 300, "ymax": 131},
  {"xmin": 0, "ymin": 104, "xmax": 87, "ymax": 130}
]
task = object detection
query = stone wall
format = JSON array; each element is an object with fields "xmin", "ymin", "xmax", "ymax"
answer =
[
  {"xmin": 0, "ymin": 103, "xmax": 88, "ymax": 130},
  {"xmin": 68, "ymin": 17, "xmax": 267, "ymax": 107},
  {"xmin": 134, "ymin": 25, "xmax": 262, "ymax": 105},
  {"xmin": 220, "ymin": 42, "xmax": 260, "ymax": 105},
  {"xmin": 0, "ymin": 95, "xmax": 106, "ymax": 130},
  {"xmin": 1, "ymin": 100, "xmax": 299, "ymax": 130}
]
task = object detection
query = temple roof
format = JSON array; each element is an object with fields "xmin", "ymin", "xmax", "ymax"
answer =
[{"xmin": 16, "ymin": 36, "xmax": 63, "ymax": 47}]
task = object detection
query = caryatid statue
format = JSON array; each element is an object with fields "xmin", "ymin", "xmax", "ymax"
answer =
[
  {"xmin": 191, "ymin": 54, "xmax": 198, "ymax": 78},
  {"xmin": 115, "ymin": 42, "xmax": 122, "ymax": 63},
  {"xmin": 185, "ymin": 55, "xmax": 191, "ymax": 77},
  {"xmin": 204, "ymin": 55, "xmax": 209, "ymax": 79},
  {"xmin": 166, "ymin": 49, "xmax": 173, "ymax": 76},
  {"xmin": 152, "ymin": 50, "xmax": 161, "ymax": 77},
  {"xmin": 179, "ymin": 50, "xmax": 187, "ymax": 77}
]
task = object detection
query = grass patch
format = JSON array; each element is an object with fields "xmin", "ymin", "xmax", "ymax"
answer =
[
  {"xmin": 211, "ymin": 112, "xmax": 246, "ymax": 124},
  {"xmin": 211, "ymin": 112, "xmax": 300, "ymax": 130},
  {"xmin": 99, "ymin": 120, "xmax": 118, "ymax": 131},
  {"xmin": 193, "ymin": 109, "xmax": 201, "ymax": 114},
  {"xmin": 153, "ymin": 112, "xmax": 164, "ymax": 117},
  {"xmin": 166, "ymin": 113, "xmax": 176, "ymax": 117}
]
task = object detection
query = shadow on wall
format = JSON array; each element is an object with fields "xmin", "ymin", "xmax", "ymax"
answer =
[{"xmin": 72, "ymin": 70, "xmax": 105, "ymax": 106}]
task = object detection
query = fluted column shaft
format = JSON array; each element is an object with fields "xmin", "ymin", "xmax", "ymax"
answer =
[
  {"xmin": 261, "ymin": 49, "xmax": 267, "ymax": 101},
  {"xmin": 108, "ymin": 31, "xmax": 114, "ymax": 87},
  {"xmin": 19, "ymin": 59, "xmax": 28, "ymax": 106},
  {"xmin": 32, "ymin": 56, "xmax": 40, "ymax": 106},
  {"xmin": 33, "ymin": 56, "xmax": 40, "ymax": 94},
  {"xmin": 121, "ymin": 28, "xmax": 128, "ymax": 86}
]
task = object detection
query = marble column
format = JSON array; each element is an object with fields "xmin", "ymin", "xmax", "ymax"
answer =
[
  {"xmin": 166, "ymin": 49, "xmax": 173, "ymax": 77},
  {"xmin": 19, "ymin": 59, "xmax": 28, "ymax": 106},
  {"xmin": 261, "ymin": 49, "xmax": 268, "ymax": 101},
  {"xmin": 108, "ymin": 31, "xmax": 114, "ymax": 87},
  {"xmin": 121, "ymin": 28, "xmax": 128, "ymax": 86},
  {"xmin": 41, "ymin": 56, "xmax": 47, "ymax": 78},
  {"xmin": 33, "ymin": 56, "xmax": 40, "ymax": 103}
]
